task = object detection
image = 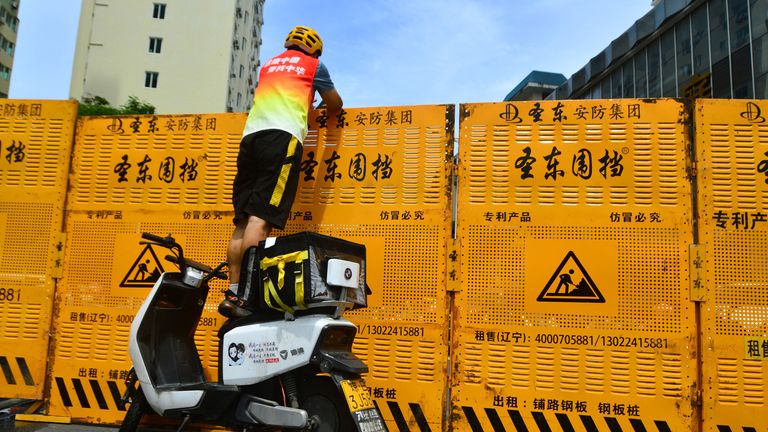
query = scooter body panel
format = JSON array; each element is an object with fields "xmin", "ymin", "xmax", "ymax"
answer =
[
  {"xmin": 221, "ymin": 315, "xmax": 356, "ymax": 386},
  {"xmin": 128, "ymin": 273, "xmax": 205, "ymax": 414}
]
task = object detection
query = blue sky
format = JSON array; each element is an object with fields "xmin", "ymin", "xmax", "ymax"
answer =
[{"xmin": 10, "ymin": 0, "xmax": 652, "ymax": 108}]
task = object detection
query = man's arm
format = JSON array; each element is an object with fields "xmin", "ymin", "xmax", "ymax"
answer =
[{"xmin": 319, "ymin": 89, "xmax": 343, "ymax": 118}]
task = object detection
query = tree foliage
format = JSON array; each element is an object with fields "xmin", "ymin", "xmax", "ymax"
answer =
[{"xmin": 78, "ymin": 95, "xmax": 156, "ymax": 116}]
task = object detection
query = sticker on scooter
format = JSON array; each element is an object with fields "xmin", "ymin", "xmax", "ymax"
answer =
[
  {"xmin": 120, "ymin": 244, "xmax": 165, "ymax": 288},
  {"xmin": 227, "ymin": 342, "xmax": 245, "ymax": 366}
]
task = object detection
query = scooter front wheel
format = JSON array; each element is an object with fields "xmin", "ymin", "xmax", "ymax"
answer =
[
  {"xmin": 299, "ymin": 376, "xmax": 355, "ymax": 432},
  {"xmin": 119, "ymin": 387, "xmax": 148, "ymax": 432}
]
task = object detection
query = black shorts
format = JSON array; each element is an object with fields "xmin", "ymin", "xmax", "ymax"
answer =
[{"xmin": 232, "ymin": 129, "xmax": 303, "ymax": 230}]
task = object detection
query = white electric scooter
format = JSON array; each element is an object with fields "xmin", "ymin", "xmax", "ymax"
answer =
[{"xmin": 119, "ymin": 232, "xmax": 387, "ymax": 432}]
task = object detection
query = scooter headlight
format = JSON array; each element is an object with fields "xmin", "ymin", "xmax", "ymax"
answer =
[{"xmin": 318, "ymin": 325, "xmax": 356, "ymax": 352}]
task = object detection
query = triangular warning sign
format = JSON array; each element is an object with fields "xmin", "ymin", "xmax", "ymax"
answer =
[
  {"xmin": 537, "ymin": 251, "xmax": 604, "ymax": 303},
  {"xmin": 120, "ymin": 244, "xmax": 165, "ymax": 288}
]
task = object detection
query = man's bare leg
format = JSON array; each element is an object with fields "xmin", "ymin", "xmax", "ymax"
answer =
[
  {"xmin": 228, "ymin": 216, "xmax": 272, "ymax": 285},
  {"xmin": 227, "ymin": 223, "xmax": 245, "ymax": 285}
]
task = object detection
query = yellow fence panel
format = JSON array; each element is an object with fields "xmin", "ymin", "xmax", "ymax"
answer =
[
  {"xmin": 296, "ymin": 105, "xmax": 454, "ymax": 432},
  {"xmin": 47, "ymin": 112, "xmax": 243, "ymax": 424},
  {"xmin": 46, "ymin": 105, "xmax": 453, "ymax": 430},
  {"xmin": 0, "ymin": 100, "xmax": 77, "ymax": 399},
  {"xmin": 696, "ymin": 99, "xmax": 768, "ymax": 432},
  {"xmin": 453, "ymin": 99, "xmax": 696, "ymax": 431}
]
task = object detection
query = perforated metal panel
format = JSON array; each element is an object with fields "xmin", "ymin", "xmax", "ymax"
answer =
[
  {"xmin": 696, "ymin": 99, "xmax": 768, "ymax": 432},
  {"xmin": 290, "ymin": 105, "xmax": 454, "ymax": 431},
  {"xmin": 47, "ymin": 113, "xmax": 242, "ymax": 424},
  {"xmin": 453, "ymin": 100, "xmax": 696, "ymax": 431},
  {"xmin": 47, "ymin": 106, "xmax": 453, "ymax": 429},
  {"xmin": 0, "ymin": 100, "xmax": 77, "ymax": 399}
]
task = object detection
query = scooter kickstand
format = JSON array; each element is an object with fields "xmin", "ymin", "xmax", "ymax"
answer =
[{"xmin": 175, "ymin": 414, "xmax": 191, "ymax": 432}]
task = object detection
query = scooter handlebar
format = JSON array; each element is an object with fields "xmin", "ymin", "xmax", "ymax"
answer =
[
  {"xmin": 165, "ymin": 254, "xmax": 228, "ymax": 281},
  {"xmin": 141, "ymin": 232, "xmax": 175, "ymax": 245}
]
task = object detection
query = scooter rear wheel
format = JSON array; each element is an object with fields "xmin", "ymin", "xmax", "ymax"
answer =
[
  {"xmin": 119, "ymin": 388, "xmax": 147, "ymax": 432},
  {"xmin": 299, "ymin": 376, "xmax": 355, "ymax": 432}
]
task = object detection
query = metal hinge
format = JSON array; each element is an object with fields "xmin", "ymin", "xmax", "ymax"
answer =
[
  {"xmin": 689, "ymin": 244, "xmax": 705, "ymax": 302},
  {"xmin": 446, "ymin": 239, "xmax": 460, "ymax": 292},
  {"xmin": 688, "ymin": 161, "xmax": 698, "ymax": 178},
  {"xmin": 51, "ymin": 232, "xmax": 66, "ymax": 279}
]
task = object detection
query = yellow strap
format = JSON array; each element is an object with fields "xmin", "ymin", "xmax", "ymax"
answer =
[
  {"xmin": 263, "ymin": 275, "xmax": 294, "ymax": 314},
  {"xmin": 260, "ymin": 250, "xmax": 308, "ymax": 288},
  {"xmin": 294, "ymin": 266, "xmax": 305, "ymax": 309},
  {"xmin": 260, "ymin": 250, "xmax": 309, "ymax": 313}
]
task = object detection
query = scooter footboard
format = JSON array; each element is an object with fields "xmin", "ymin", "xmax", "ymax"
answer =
[{"xmin": 330, "ymin": 372, "xmax": 389, "ymax": 432}]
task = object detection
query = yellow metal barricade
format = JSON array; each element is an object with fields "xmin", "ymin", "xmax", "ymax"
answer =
[
  {"xmin": 46, "ymin": 113, "xmax": 244, "ymax": 424},
  {"xmin": 293, "ymin": 105, "xmax": 454, "ymax": 432},
  {"xmin": 695, "ymin": 99, "xmax": 768, "ymax": 432},
  {"xmin": 453, "ymin": 99, "xmax": 696, "ymax": 431},
  {"xmin": 0, "ymin": 100, "xmax": 77, "ymax": 399},
  {"xmin": 45, "ymin": 105, "xmax": 453, "ymax": 430}
]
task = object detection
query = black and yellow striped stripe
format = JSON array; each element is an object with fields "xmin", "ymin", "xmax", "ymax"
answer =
[
  {"xmin": 0, "ymin": 356, "xmax": 34, "ymax": 386},
  {"xmin": 269, "ymin": 135, "xmax": 299, "ymax": 206},
  {"xmin": 460, "ymin": 406, "xmax": 673, "ymax": 432}
]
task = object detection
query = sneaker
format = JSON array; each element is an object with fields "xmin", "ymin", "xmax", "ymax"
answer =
[{"xmin": 218, "ymin": 298, "xmax": 252, "ymax": 318}]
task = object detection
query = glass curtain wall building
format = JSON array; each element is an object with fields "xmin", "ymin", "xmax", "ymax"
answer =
[{"xmin": 553, "ymin": 0, "xmax": 767, "ymax": 100}]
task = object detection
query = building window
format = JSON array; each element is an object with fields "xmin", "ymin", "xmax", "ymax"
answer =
[
  {"xmin": 611, "ymin": 70, "xmax": 622, "ymax": 98},
  {"xmin": 712, "ymin": 57, "xmax": 732, "ymax": 97},
  {"xmin": 728, "ymin": 0, "xmax": 750, "ymax": 50},
  {"xmin": 751, "ymin": 0, "xmax": 768, "ymax": 39},
  {"xmin": 676, "ymin": 18, "xmax": 693, "ymax": 88},
  {"xmin": 601, "ymin": 79, "xmax": 610, "ymax": 99},
  {"xmin": 622, "ymin": 62, "xmax": 634, "ymax": 97},
  {"xmin": 661, "ymin": 30, "xmax": 677, "ymax": 96},
  {"xmin": 0, "ymin": 7, "xmax": 16, "ymax": 30},
  {"xmin": 731, "ymin": 44, "xmax": 753, "ymax": 97},
  {"xmin": 647, "ymin": 39, "xmax": 661, "ymax": 97},
  {"xmin": 710, "ymin": 0, "xmax": 730, "ymax": 64},
  {"xmin": 149, "ymin": 37, "xmax": 162, "ymax": 53},
  {"xmin": 0, "ymin": 65, "xmax": 9, "ymax": 81},
  {"xmin": 756, "ymin": 73, "xmax": 768, "ymax": 99},
  {"xmin": 153, "ymin": 3, "xmax": 166, "ymax": 19},
  {"xmin": 634, "ymin": 50, "xmax": 648, "ymax": 98},
  {"xmin": 0, "ymin": 36, "xmax": 12, "ymax": 56},
  {"xmin": 754, "ymin": 33, "xmax": 768, "ymax": 78},
  {"xmin": 692, "ymin": 5, "xmax": 711, "ymax": 75},
  {"xmin": 145, "ymin": 71, "xmax": 159, "ymax": 88}
]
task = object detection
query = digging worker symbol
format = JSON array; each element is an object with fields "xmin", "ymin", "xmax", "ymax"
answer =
[{"xmin": 555, "ymin": 269, "xmax": 575, "ymax": 294}]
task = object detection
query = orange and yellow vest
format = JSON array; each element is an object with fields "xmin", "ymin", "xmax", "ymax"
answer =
[{"xmin": 242, "ymin": 49, "xmax": 320, "ymax": 142}]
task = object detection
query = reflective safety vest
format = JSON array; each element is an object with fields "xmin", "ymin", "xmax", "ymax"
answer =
[{"xmin": 242, "ymin": 49, "xmax": 320, "ymax": 142}]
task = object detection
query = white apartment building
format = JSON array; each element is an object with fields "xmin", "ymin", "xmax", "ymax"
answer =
[{"xmin": 70, "ymin": 0, "xmax": 265, "ymax": 114}]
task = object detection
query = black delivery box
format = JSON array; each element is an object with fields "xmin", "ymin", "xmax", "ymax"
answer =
[{"xmin": 240, "ymin": 232, "xmax": 367, "ymax": 314}]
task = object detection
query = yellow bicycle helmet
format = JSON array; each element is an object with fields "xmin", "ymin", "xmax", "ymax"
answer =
[{"xmin": 284, "ymin": 26, "xmax": 323, "ymax": 57}]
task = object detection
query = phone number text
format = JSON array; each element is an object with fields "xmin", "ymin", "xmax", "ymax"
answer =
[
  {"xmin": 358, "ymin": 324, "xmax": 425, "ymax": 338},
  {"xmin": 535, "ymin": 333, "xmax": 669, "ymax": 349}
]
